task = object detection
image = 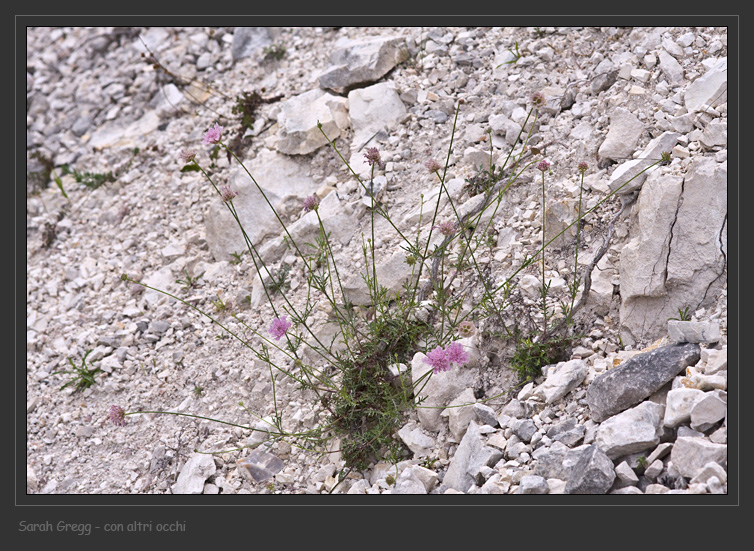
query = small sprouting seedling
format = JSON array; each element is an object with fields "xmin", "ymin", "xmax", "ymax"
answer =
[
  {"xmin": 229, "ymin": 251, "xmax": 245, "ymax": 265},
  {"xmin": 669, "ymin": 306, "xmax": 692, "ymax": 322},
  {"xmin": 176, "ymin": 269, "xmax": 204, "ymax": 289},
  {"xmin": 421, "ymin": 457, "xmax": 439, "ymax": 469},
  {"xmin": 192, "ymin": 383, "xmax": 204, "ymax": 397},
  {"xmin": 533, "ymin": 27, "xmax": 547, "ymax": 39},
  {"xmin": 211, "ymin": 292, "xmax": 230, "ymax": 312},
  {"xmin": 262, "ymin": 42, "xmax": 286, "ymax": 61},
  {"xmin": 51, "ymin": 350, "xmax": 102, "ymax": 392},
  {"xmin": 496, "ymin": 41, "xmax": 522, "ymax": 67},
  {"xmin": 636, "ymin": 455, "xmax": 648, "ymax": 470}
]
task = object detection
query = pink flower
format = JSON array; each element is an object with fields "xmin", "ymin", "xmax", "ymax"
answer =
[
  {"xmin": 423, "ymin": 341, "xmax": 470, "ymax": 374},
  {"xmin": 302, "ymin": 195, "xmax": 319, "ymax": 212},
  {"xmin": 433, "ymin": 221, "xmax": 456, "ymax": 237},
  {"xmin": 364, "ymin": 147, "xmax": 386, "ymax": 170},
  {"xmin": 179, "ymin": 149, "xmax": 196, "ymax": 163},
  {"xmin": 577, "ymin": 162, "xmax": 589, "ymax": 173},
  {"xmin": 424, "ymin": 346, "xmax": 451, "ymax": 373},
  {"xmin": 108, "ymin": 405, "xmax": 126, "ymax": 427},
  {"xmin": 219, "ymin": 185, "xmax": 238, "ymax": 202},
  {"xmin": 202, "ymin": 122, "xmax": 224, "ymax": 145},
  {"xmin": 446, "ymin": 341, "xmax": 470, "ymax": 366},
  {"xmin": 269, "ymin": 316, "xmax": 292, "ymax": 341},
  {"xmin": 424, "ymin": 159, "xmax": 442, "ymax": 173},
  {"xmin": 536, "ymin": 160, "xmax": 551, "ymax": 172}
]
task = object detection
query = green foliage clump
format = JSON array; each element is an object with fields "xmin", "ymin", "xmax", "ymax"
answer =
[{"xmin": 51, "ymin": 350, "xmax": 102, "ymax": 392}]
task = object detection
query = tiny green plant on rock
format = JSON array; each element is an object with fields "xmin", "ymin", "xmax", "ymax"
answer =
[{"xmin": 52, "ymin": 350, "xmax": 101, "ymax": 392}]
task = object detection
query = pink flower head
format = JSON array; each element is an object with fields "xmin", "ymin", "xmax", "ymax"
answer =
[
  {"xmin": 531, "ymin": 92, "xmax": 545, "ymax": 108},
  {"xmin": 302, "ymin": 195, "xmax": 320, "ymax": 212},
  {"xmin": 423, "ymin": 341, "xmax": 470, "ymax": 374},
  {"xmin": 446, "ymin": 341, "xmax": 470, "ymax": 367},
  {"xmin": 364, "ymin": 147, "xmax": 385, "ymax": 170},
  {"xmin": 577, "ymin": 161, "xmax": 589, "ymax": 173},
  {"xmin": 424, "ymin": 345, "xmax": 451, "ymax": 374},
  {"xmin": 202, "ymin": 122, "xmax": 224, "ymax": 145},
  {"xmin": 433, "ymin": 221, "xmax": 456, "ymax": 237},
  {"xmin": 424, "ymin": 159, "xmax": 442, "ymax": 173},
  {"xmin": 108, "ymin": 405, "xmax": 126, "ymax": 427},
  {"xmin": 536, "ymin": 160, "xmax": 551, "ymax": 172},
  {"xmin": 219, "ymin": 185, "xmax": 238, "ymax": 202},
  {"xmin": 269, "ymin": 316, "xmax": 292, "ymax": 341},
  {"xmin": 179, "ymin": 149, "xmax": 197, "ymax": 164}
]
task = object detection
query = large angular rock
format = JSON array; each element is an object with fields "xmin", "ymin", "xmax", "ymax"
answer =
[
  {"xmin": 586, "ymin": 342, "xmax": 700, "ymax": 422},
  {"xmin": 532, "ymin": 359, "xmax": 587, "ymax": 404},
  {"xmin": 608, "ymin": 131, "xmax": 679, "ymax": 195},
  {"xmin": 564, "ymin": 444, "xmax": 616, "ymax": 494},
  {"xmin": 348, "ymin": 82, "xmax": 407, "ymax": 152},
  {"xmin": 598, "ymin": 107, "xmax": 645, "ymax": 161},
  {"xmin": 620, "ymin": 157, "xmax": 727, "ymax": 345},
  {"xmin": 658, "ymin": 50, "xmax": 684, "ymax": 85},
  {"xmin": 411, "ymin": 351, "xmax": 476, "ymax": 432},
  {"xmin": 443, "ymin": 421, "xmax": 502, "ymax": 493},
  {"xmin": 532, "ymin": 441, "xmax": 588, "ymax": 480},
  {"xmin": 595, "ymin": 401, "xmax": 665, "ymax": 460},
  {"xmin": 319, "ymin": 35, "xmax": 409, "ymax": 94},
  {"xmin": 204, "ymin": 148, "xmax": 319, "ymax": 262},
  {"xmin": 275, "ymin": 89, "xmax": 349, "ymax": 155},
  {"xmin": 173, "ymin": 453, "xmax": 216, "ymax": 494},
  {"xmin": 663, "ymin": 388, "xmax": 706, "ymax": 427},
  {"xmin": 257, "ymin": 190, "xmax": 357, "ymax": 265},
  {"xmin": 342, "ymin": 248, "xmax": 419, "ymax": 306},
  {"xmin": 619, "ymin": 170, "xmax": 684, "ymax": 300},
  {"xmin": 668, "ymin": 320, "xmax": 721, "ymax": 343},
  {"xmin": 684, "ymin": 58, "xmax": 727, "ymax": 112},
  {"xmin": 231, "ymin": 27, "xmax": 280, "ymax": 61},
  {"xmin": 670, "ymin": 436, "xmax": 727, "ymax": 478}
]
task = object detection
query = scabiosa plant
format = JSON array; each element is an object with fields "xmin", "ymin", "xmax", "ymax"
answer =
[
  {"xmin": 536, "ymin": 159, "xmax": 551, "ymax": 172},
  {"xmin": 269, "ymin": 316, "xmax": 292, "ymax": 341},
  {"xmin": 179, "ymin": 149, "xmax": 197, "ymax": 164},
  {"xmin": 577, "ymin": 161, "xmax": 589, "ymax": 173},
  {"xmin": 423, "ymin": 341, "xmax": 470, "ymax": 374},
  {"xmin": 302, "ymin": 194, "xmax": 319, "ymax": 213},
  {"xmin": 446, "ymin": 341, "xmax": 470, "ymax": 366},
  {"xmin": 433, "ymin": 220, "xmax": 456, "ymax": 237},
  {"xmin": 424, "ymin": 158, "xmax": 442, "ymax": 174},
  {"xmin": 202, "ymin": 122, "xmax": 224, "ymax": 145},
  {"xmin": 219, "ymin": 184, "xmax": 238, "ymax": 202},
  {"xmin": 108, "ymin": 405, "xmax": 126, "ymax": 427},
  {"xmin": 364, "ymin": 147, "xmax": 385, "ymax": 170},
  {"xmin": 424, "ymin": 345, "xmax": 451, "ymax": 373}
]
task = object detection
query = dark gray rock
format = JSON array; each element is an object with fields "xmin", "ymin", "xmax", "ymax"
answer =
[
  {"xmin": 532, "ymin": 441, "xmax": 588, "ymax": 480},
  {"xmin": 546, "ymin": 417, "xmax": 586, "ymax": 447},
  {"xmin": 585, "ymin": 343, "xmax": 700, "ymax": 422},
  {"xmin": 231, "ymin": 27, "xmax": 278, "ymax": 61},
  {"xmin": 511, "ymin": 418, "xmax": 537, "ymax": 443},
  {"xmin": 564, "ymin": 445, "xmax": 616, "ymax": 494}
]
